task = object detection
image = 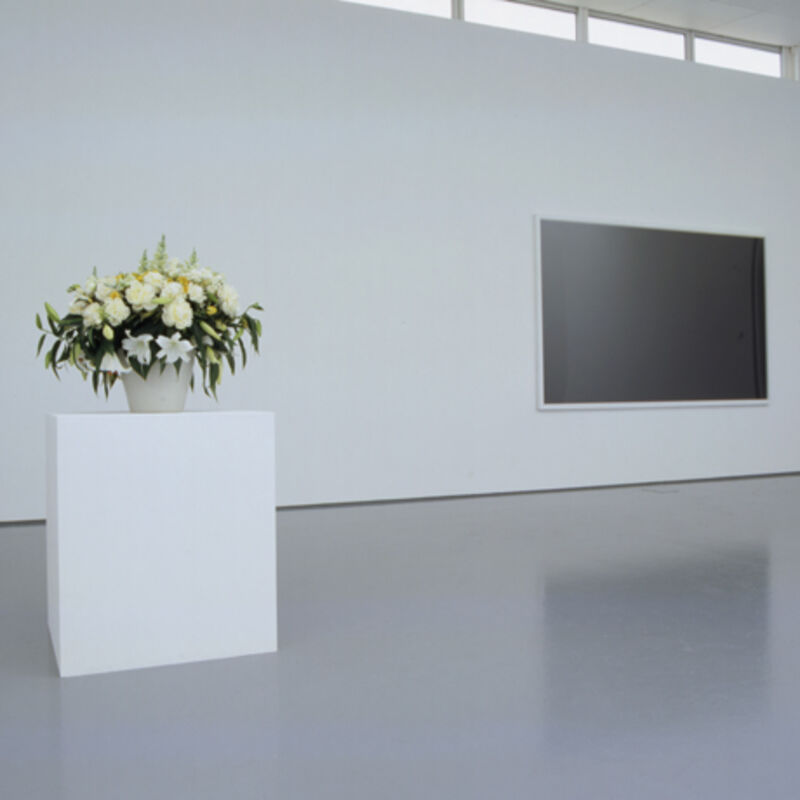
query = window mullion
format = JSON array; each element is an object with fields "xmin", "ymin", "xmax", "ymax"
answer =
[
  {"xmin": 576, "ymin": 7, "xmax": 588, "ymax": 44},
  {"xmin": 780, "ymin": 46, "xmax": 796, "ymax": 80},
  {"xmin": 685, "ymin": 30, "xmax": 695, "ymax": 62}
]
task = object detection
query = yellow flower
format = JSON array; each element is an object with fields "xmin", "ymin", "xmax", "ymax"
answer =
[{"xmin": 206, "ymin": 305, "xmax": 218, "ymax": 316}]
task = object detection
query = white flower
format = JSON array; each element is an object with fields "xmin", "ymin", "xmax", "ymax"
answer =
[
  {"xmin": 103, "ymin": 296, "xmax": 131, "ymax": 326},
  {"xmin": 125, "ymin": 281, "xmax": 157, "ymax": 311},
  {"xmin": 68, "ymin": 298, "xmax": 87, "ymax": 315},
  {"xmin": 218, "ymin": 284, "xmax": 239, "ymax": 316},
  {"xmin": 143, "ymin": 271, "xmax": 165, "ymax": 289},
  {"xmin": 81, "ymin": 302, "xmax": 103, "ymax": 327},
  {"xmin": 166, "ymin": 258, "xmax": 184, "ymax": 278},
  {"xmin": 162, "ymin": 297, "xmax": 193, "ymax": 329},
  {"xmin": 84, "ymin": 276, "xmax": 98, "ymax": 296},
  {"xmin": 99, "ymin": 351, "xmax": 130, "ymax": 373},
  {"xmin": 95, "ymin": 280, "xmax": 114, "ymax": 302},
  {"xmin": 156, "ymin": 332, "xmax": 194, "ymax": 364},
  {"xmin": 198, "ymin": 267, "xmax": 214, "ymax": 284},
  {"xmin": 161, "ymin": 281, "xmax": 183, "ymax": 300},
  {"xmin": 121, "ymin": 332, "xmax": 154, "ymax": 365},
  {"xmin": 187, "ymin": 283, "xmax": 206, "ymax": 305}
]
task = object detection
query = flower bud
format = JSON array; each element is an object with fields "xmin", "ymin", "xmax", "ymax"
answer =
[{"xmin": 102, "ymin": 324, "xmax": 114, "ymax": 341}]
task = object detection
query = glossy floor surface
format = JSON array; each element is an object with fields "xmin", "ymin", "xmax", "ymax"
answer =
[{"xmin": 2, "ymin": 476, "xmax": 800, "ymax": 799}]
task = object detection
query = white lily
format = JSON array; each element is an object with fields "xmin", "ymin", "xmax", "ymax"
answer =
[
  {"xmin": 99, "ymin": 352, "xmax": 130, "ymax": 373},
  {"xmin": 156, "ymin": 332, "xmax": 194, "ymax": 364},
  {"xmin": 121, "ymin": 332, "xmax": 154, "ymax": 365}
]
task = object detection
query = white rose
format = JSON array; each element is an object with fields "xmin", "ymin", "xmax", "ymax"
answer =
[
  {"xmin": 218, "ymin": 284, "xmax": 239, "ymax": 316},
  {"xmin": 103, "ymin": 296, "xmax": 131, "ymax": 327},
  {"xmin": 125, "ymin": 281, "xmax": 157, "ymax": 311},
  {"xmin": 95, "ymin": 280, "xmax": 114, "ymax": 302},
  {"xmin": 187, "ymin": 283, "xmax": 206, "ymax": 305},
  {"xmin": 143, "ymin": 271, "xmax": 165, "ymax": 289},
  {"xmin": 81, "ymin": 302, "xmax": 103, "ymax": 327},
  {"xmin": 162, "ymin": 297, "xmax": 193, "ymax": 330},
  {"xmin": 161, "ymin": 281, "xmax": 183, "ymax": 300}
]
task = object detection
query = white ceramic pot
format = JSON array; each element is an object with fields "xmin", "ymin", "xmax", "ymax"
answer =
[{"xmin": 120, "ymin": 358, "xmax": 193, "ymax": 413}]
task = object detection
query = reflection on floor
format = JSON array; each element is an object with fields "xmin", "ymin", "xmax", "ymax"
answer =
[
  {"xmin": 1, "ymin": 475, "xmax": 799, "ymax": 799},
  {"xmin": 545, "ymin": 549, "xmax": 768, "ymax": 741}
]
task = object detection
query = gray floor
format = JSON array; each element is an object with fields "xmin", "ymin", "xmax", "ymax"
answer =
[{"xmin": 2, "ymin": 476, "xmax": 800, "ymax": 799}]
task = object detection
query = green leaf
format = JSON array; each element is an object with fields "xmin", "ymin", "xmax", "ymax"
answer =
[
  {"xmin": 238, "ymin": 338, "xmax": 247, "ymax": 369},
  {"xmin": 36, "ymin": 333, "xmax": 47, "ymax": 356},
  {"xmin": 130, "ymin": 357, "xmax": 146, "ymax": 378},
  {"xmin": 44, "ymin": 302, "xmax": 61, "ymax": 324},
  {"xmin": 225, "ymin": 351, "xmax": 235, "ymax": 375},
  {"xmin": 47, "ymin": 342, "xmax": 61, "ymax": 380},
  {"xmin": 35, "ymin": 313, "xmax": 44, "ymax": 331},
  {"xmin": 200, "ymin": 321, "xmax": 222, "ymax": 341}
]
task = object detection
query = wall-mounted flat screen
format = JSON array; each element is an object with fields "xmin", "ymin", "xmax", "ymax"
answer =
[{"xmin": 536, "ymin": 218, "xmax": 767, "ymax": 407}]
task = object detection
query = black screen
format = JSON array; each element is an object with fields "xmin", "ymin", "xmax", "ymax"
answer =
[{"xmin": 539, "ymin": 219, "xmax": 767, "ymax": 405}]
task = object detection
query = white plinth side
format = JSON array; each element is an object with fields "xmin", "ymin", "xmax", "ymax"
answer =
[{"xmin": 46, "ymin": 411, "xmax": 277, "ymax": 677}]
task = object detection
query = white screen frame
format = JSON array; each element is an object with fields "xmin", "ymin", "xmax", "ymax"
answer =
[{"xmin": 533, "ymin": 215, "xmax": 770, "ymax": 411}]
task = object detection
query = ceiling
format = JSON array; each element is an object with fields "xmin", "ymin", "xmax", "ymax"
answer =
[{"xmin": 579, "ymin": 0, "xmax": 800, "ymax": 46}]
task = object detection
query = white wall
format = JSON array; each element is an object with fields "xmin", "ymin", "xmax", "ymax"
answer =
[{"xmin": 2, "ymin": 0, "xmax": 800, "ymax": 522}]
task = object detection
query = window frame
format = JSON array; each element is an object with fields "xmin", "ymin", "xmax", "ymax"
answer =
[{"xmin": 340, "ymin": 0, "xmax": 792, "ymax": 80}]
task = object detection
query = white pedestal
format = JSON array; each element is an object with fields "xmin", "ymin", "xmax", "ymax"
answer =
[{"xmin": 46, "ymin": 411, "xmax": 277, "ymax": 677}]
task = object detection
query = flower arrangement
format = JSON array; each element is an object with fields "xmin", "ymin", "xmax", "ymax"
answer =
[{"xmin": 36, "ymin": 237, "xmax": 262, "ymax": 398}]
